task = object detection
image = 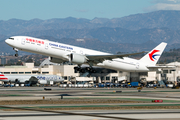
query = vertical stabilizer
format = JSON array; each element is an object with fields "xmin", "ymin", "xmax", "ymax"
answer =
[{"xmin": 140, "ymin": 42, "xmax": 167, "ymax": 66}]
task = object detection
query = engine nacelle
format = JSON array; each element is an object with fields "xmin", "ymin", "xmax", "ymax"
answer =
[
  {"xmin": 49, "ymin": 57, "xmax": 64, "ymax": 64},
  {"xmin": 70, "ymin": 53, "xmax": 87, "ymax": 64},
  {"xmin": 38, "ymin": 80, "xmax": 48, "ymax": 84},
  {"xmin": 15, "ymin": 79, "xmax": 27, "ymax": 83}
]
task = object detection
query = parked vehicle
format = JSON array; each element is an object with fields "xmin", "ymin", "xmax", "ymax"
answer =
[
  {"xmin": 130, "ymin": 82, "xmax": 139, "ymax": 87},
  {"xmin": 77, "ymin": 84, "xmax": 83, "ymax": 88},
  {"xmin": 146, "ymin": 84, "xmax": 157, "ymax": 88},
  {"xmin": 122, "ymin": 83, "xmax": 131, "ymax": 88},
  {"xmin": 98, "ymin": 83, "xmax": 105, "ymax": 87},
  {"xmin": 114, "ymin": 83, "xmax": 120, "ymax": 87},
  {"xmin": 24, "ymin": 84, "xmax": 30, "ymax": 87},
  {"xmin": 105, "ymin": 82, "xmax": 114, "ymax": 87},
  {"xmin": 4, "ymin": 84, "xmax": 14, "ymax": 87},
  {"xmin": 167, "ymin": 84, "xmax": 173, "ymax": 88}
]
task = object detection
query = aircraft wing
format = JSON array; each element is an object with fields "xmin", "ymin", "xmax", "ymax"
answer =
[{"xmin": 86, "ymin": 51, "xmax": 145, "ymax": 63}]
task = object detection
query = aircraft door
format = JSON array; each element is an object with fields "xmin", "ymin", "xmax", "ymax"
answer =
[
  {"xmin": 136, "ymin": 62, "xmax": 140, "ymax": 69},
  {"xmin": 80, "ymin": 50, "xmax": 83, "ymax": 55},
  {"xmin": 45, "ymin": 42, "xmax": 49, "ymax": 49},
  {"xmin": 21, "ymin": 38, "xmax": 25, "ymax": 45}
]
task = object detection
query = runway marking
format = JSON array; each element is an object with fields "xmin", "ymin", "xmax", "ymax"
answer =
[
  {"xmin": 1, "ymin": 103, "xmax": 180, "ymax": 110},
  {"xmin": 62, "ymin": 97, "xmax": 180, "ymax": 103},
  {"xmin": 0, "ymin": 105, "xmax": 141, "ymax": 120}
]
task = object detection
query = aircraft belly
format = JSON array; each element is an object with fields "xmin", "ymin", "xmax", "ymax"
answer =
[
  {"xmin": 103, "ymin": 60, "xmax": 149, "ymax": 72},
  {"xmin": 112, "ymin": 61, "xmax": 136, "ymax": 71},
  {"xmin": 20, "ymin": 45, "xmax": 69, "ymax": 61}
]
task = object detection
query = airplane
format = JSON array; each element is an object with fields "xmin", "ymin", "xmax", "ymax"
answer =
[
  {"xmin": 5, "ymin": 36, "xmax": 167, "ymax": 72},
  {"xmin": 0, "ymin": 73, "xmax": 64, "ymax": 85}
]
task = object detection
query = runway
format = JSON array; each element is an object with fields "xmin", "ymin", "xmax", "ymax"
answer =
[
  {"xmin": 1, "ymin": 110, "xmax": 180, "ymax": 120},
  {"xmin": 0, "ymin": 87, "xmax": 180, "ymax": 119}
]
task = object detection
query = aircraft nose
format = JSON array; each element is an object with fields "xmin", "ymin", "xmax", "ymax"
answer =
[
  {"xmin": 5, "ymin": 39, "xmax": 12, "ymax": 45},
  {"xmin": 5, "ymin": 39, "xmax": 8, "ymax": 43}
]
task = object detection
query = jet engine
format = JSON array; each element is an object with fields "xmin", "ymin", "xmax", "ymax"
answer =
[
  {"xmin": 69, "ymin": 53, "xmax": 87, "ymax": 64},
  {"xmin": 15, "ymin": 79, "xmax": 27, "ymax": 83},
  {"xmin": 49, "ymin": 57, "xmax": 65, "ymax": 64},
  {"xmin": 38, "ymin": 80, "xmax": 48, "ymax": 84}
]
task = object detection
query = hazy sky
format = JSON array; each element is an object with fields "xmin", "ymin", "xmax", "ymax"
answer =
[{"xmin": 0, "ymin": 0, "xmax": 180, "ymax": 20}]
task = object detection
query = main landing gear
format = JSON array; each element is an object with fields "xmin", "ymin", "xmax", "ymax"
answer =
[
  {"xmin": 13, "ymin": 48, "xmax": 19, "ymax": 57},
  {"xmin": 74, "ymin": 66, "xmax": 96, "ymax": 73}
]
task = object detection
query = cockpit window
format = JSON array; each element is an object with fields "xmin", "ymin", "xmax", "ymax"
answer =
[{"xmin": 9, "ymin": 38, "xmax": 14, "ymax": 40}]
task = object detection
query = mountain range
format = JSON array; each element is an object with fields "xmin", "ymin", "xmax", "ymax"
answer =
[{"xmin": 1, "ymin": 10, "xmax": 180, "ymax": 54}]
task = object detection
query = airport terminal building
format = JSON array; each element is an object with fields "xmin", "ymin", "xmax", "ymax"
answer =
[{"xmin": 0, "ymin": 58, "xmax": 179, "ymax": 86}]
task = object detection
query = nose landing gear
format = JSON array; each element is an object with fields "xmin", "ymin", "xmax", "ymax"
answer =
[
  {"xmin": 13, "ymin": 48, "xmax": 19, "ymax": 57},
  {"xmin": 15, "ymin": 53, "xmax": 18, "ymax": 57}
]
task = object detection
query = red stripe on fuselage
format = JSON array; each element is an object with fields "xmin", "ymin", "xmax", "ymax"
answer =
[{"xmin": 0, "ymin": 78, "xmax": 8, "ymax": 80}]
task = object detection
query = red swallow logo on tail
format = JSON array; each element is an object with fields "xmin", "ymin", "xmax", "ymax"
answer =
[{"xmin": 149, "ymin": 50, "xmax": 160, "ymax": 61}]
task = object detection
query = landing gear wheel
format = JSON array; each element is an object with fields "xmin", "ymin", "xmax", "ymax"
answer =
[
  {"xmin": 13, "ymin": 48, "xmax": 19, "ymax": 57},
  {"xmin": 15, "ymin": 53, "xmax": 18, "ymax": 57}
]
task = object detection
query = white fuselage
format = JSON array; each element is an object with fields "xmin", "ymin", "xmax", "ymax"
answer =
[
  {"xmin": 5, "ymin": 36, "xmax": 149, "ymax": 72},
  {"xmin": 0, "ymin": 74, "xmax": 63, "ymax": 83}
]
